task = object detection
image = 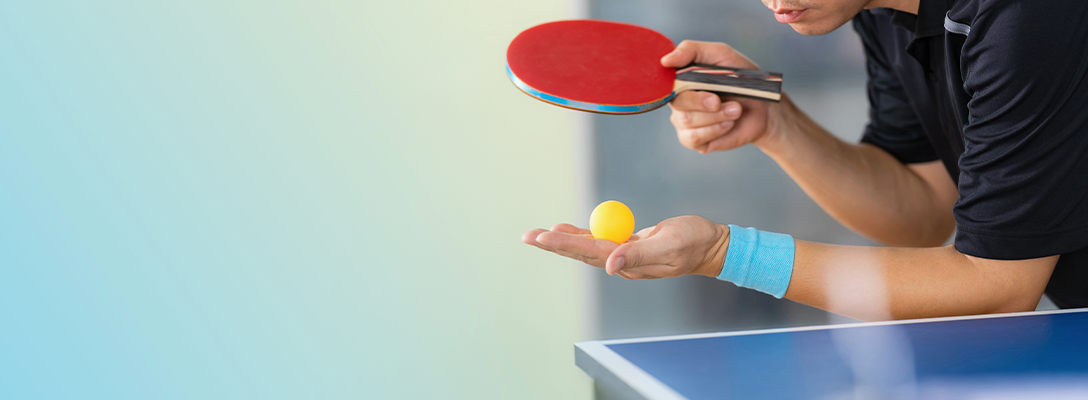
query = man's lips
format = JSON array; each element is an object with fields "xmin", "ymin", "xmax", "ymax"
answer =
[{"xmin": 774, "ymin": 9, "xmax": 806, "ymax": 23}]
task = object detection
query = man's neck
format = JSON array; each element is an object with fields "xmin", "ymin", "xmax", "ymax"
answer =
[{"xmin": 865, "ymin": 0, "xmax": 920, "ymax": 14}]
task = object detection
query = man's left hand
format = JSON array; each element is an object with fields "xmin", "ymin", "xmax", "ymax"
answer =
[{"xmin": 521, "ymin": 216, "xmax": 730, "ymax": 279}]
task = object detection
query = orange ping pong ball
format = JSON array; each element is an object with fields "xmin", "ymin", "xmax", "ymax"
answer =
[{"xmin": 589, "ymin": 200, "xmax": 635, "ymax": 244}]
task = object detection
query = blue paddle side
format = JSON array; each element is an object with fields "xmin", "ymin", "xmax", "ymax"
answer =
[{"xmin": 505, "ymin": 64, "xmax": 674, "ymax": 114}]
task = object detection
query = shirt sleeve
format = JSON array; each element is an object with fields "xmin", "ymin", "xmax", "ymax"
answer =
[
  {"xmin": 853, "ymin": 13, "xmax": 940, "ymax": 164},
  {"xmin": 952, "ymin": 0, "xmax": 1088, "ymax": 259}
]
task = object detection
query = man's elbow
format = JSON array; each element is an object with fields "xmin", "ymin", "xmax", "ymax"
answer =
[
  {"xmin": 911, "ymin": 216, "xmax": 956, "ymax": 247},
  {"xmin": 990, "ymin": 292, "xmax": 1044, "ymax": 314},
  {"xmin": 966, "ymin": 252, "xmax": 1057, "ymax": 316},
  {"xmin": 875, "ymin": 224, "xmax": 954, "ymax": 248}
]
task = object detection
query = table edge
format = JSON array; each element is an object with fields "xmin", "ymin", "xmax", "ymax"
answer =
[
  {"xmin": 578, "ymin": 308, "xmax": 1088, "ymax": 347},
  {"xmin": 575, "ymin": 341, "xmax": 688, "ymax": 400}
]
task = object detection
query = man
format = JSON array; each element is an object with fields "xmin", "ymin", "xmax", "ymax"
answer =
[{"xmin": 523, "ymin": 0, "xmax": 1088, "ymax": 320}]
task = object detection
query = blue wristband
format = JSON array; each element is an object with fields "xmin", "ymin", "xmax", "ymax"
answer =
[{"xmin": 716, "ymin": 225, "xmax": 795, "ymax": 298}]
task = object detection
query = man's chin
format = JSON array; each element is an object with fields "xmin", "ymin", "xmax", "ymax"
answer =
[{"xmin": 788, "ymin": 21, "xmax": 846, "ymax": 36}]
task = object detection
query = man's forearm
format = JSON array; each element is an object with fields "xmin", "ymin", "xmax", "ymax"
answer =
[
  {"xmin": 784, "ymin": 240, "xmax": 1056, "ymax": 321},
  {"xmin": 754, "ymin": 95, "xmax": 957, "ymax": 247}
]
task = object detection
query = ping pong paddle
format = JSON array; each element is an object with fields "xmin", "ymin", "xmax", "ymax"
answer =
[{"xmin": 506, "ymin": 20, "xmax": 783, "ymax": 115}]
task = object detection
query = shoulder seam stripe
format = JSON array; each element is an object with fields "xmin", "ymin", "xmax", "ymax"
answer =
[{"xmin": 944, "ymin": 12, "xmax": 971, "ymax": 36}]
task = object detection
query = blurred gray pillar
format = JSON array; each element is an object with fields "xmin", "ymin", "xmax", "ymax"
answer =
[{"xmin": 587, "ymin": 0, "xmax": 874, "ymax": 339}]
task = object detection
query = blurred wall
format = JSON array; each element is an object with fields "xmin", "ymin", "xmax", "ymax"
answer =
[{"xmin": 0, "ymin": 1, "xmax": 591, "ymax": 399}]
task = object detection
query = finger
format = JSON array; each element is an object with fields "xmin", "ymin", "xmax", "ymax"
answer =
[
  {"xmin": 700, "ymin": 103, "xmax": 754, "ymax": 153},
  {"xmin": 666, "ymin": 40, "xmax": 760, "ymax": 69},
  {"xmin": 522, "ymin": 228, "xmax": 551, "ymax": 248},
  {"xmin": 721, "ymin": 101, "xmax": 742, "ymax": 120},
  {"xmin": 550, "ymin": 249, "xmax": 607, "ymax": 268},
  {"xmin": 536, "ymin": 231, "xmax": 618, "ymax": 266},
  {"xmin": 661, "ymin": 40, "xmax": 729, "ymax": 67},
  {"xmin": 701, "ymin": 132, "xmax": 749, "ymax": 153},
  {"xmin": 678, "ymin": 40, "xmax": 728, "ymax": 65},
  {"xmin": 678, "ymin": 121, "xmax": 735, "ymax": 151},
  {"xmin": 669, "ymin": 91, "xmax": 720, "ymax": 112},
  {"xmin": 670, "ymin": 110, "xmax": 733, "ymax": 132},
  {"xmin": 537, "ymin": 231, "xmax": 612, "ymax": 254},
  {"xmin": 623, "ymin": 226, "xmax": 655, "ymax": 243},
  {"xmin": 660, "ymin": 44, "xmax": 696, "ymax": 68},
  {"xmin": 605, "ymin": 227, "xmax": 673, "ymax": 275},
  {"xmin": 551, "ymin": 223, "xmax": 591, "ymax": 235},
  {"xmin": 631, "ymin": 226, "xmax": 656, "ymax": 240}
]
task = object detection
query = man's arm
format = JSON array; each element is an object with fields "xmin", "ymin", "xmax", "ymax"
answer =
[
  {"xmin": 523, "ymin": 219, "xmax": 1056, "ymax": 321},
  {"xmin": 786, "ymin": 241, "xmax": 1055, "ymax": 320},
  {"xmin": 761, "ymin": 96, "xmax": 959, "ymax": 247},
  {"xmin": 664, "ymin": 41, "xmax": 958, "ymax": 247}
]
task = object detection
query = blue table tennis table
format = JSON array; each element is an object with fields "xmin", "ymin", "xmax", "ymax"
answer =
[{"xmin": 576, "ymin": 309, "xmax": 1088, "ymax": 400}]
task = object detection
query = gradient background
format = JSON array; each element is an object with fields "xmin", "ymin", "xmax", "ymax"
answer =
[{"xmin": 0, "ymin": 1, "xmax": 591, "ymax": 399}]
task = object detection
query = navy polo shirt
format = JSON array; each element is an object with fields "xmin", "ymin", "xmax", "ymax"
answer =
[{"xmin": 853, "ymin": 0, "xmax": 1088, "ymax": 308}]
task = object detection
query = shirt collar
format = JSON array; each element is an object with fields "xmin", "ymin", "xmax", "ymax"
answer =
[
  {"xmin": 872, "ymin": 0, "xmax": 950, "ymax": 39},
  {"xmin": 914, "ymin": 0, "xmax": 950, "ymax": 38}
]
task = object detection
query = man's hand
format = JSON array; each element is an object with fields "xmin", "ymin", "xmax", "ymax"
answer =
[
  {"xmin": 663, "ymin": 41, "xmax": 778, "ymax": 154},
  {"xmin": 521, "ymin": 216, "xmax": 729, "ymax": 279}
]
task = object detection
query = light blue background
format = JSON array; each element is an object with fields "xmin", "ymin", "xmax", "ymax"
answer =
[{"xmin": 0, "ymin": 1, "xmax": 588, "ymax": 399}]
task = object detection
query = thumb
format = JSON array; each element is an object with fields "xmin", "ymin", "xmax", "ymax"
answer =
[
  {"xmin": 661, "ymin": 46, "xmax": 694, "ymax": 68},
  {"xmin": 606, "ymin": 232, "xmax": 673, "ymax": 275}
]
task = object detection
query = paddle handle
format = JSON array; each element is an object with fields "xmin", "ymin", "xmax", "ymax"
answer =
[{"xmin": 675, "ymin": 64, "xmax": 783, "ymax": 102}]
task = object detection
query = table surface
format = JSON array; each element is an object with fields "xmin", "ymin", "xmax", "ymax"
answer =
[{"xmin": 575, "ymin": 309, "xmax": 1088, "ymax": 400}]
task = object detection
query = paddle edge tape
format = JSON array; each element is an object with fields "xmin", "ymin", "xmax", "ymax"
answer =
[{"xmin": 506, "ymin": 64, "xmax": 675, "ymax": 115}]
